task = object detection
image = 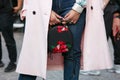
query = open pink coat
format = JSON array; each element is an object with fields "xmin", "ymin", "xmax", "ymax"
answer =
[{"xmin": 16, "ymin": 0, "xmax": 52, "ymax": 79}]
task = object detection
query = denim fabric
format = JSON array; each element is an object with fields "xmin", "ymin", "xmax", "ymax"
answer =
[
  {"xmin": 52, "ymin": 0, "xmax": 86, "ymax": 80},
  {"xmin": 18, "ymin": 74, "xmax": 37, "ymax": 80},
  {"xmin": 76, "ymin": 0, "xmax": 86, "ymax": 7}
]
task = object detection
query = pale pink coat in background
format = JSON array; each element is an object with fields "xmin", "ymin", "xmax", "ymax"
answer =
[{"xmin": 82, "ymin": 0, "xmax": 113, "ymax": 71}]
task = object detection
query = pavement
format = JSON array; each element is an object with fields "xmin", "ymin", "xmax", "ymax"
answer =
[{"xmin": 0, "ymin": 30, "xmax": 120, "ymax": 80}]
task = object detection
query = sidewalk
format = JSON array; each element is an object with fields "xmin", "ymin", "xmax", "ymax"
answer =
[{"xmin": 0, "ymin": 32, "xmax": 120, "ymax": 80}]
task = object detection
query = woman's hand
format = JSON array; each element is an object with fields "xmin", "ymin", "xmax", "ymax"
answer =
[
  {"xmin": 20, "ymin": 10, "xmax": 26, "ymax": 20},
  {"xmin": 64, "ymin": 10, "xmax": 80, "ymax": 24},
  {"xmin": 49, "ymin": 10, "xmax": 62, "ymax": 26},
  {"xmin": 112, "ymin": 17, "xmax": 120, "ymax": 36}
]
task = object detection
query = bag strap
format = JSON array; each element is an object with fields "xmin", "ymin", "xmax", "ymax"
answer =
[{"xmin": 49, "ymin": 18, "xmax": 69, "ymax": 29}]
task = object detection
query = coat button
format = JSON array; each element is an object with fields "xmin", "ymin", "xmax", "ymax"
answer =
[
  {"xmin": 91, "ymin": 6, "xmax": 93, "ymax": 10},
  {"xmin": 32, "ymin": 11, "xmax": 36, "ymax": 15}
]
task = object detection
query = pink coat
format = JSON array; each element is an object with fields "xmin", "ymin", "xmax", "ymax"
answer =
[
  {"xmin": 82, "ymin": 0, "xmax": 113, "ymax": 71},
  {"xmin": 16, "ymin": 0, "xmax": 52, "ymax": 79}
]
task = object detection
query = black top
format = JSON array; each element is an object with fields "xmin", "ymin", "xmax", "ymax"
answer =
[
  {"xmin": 0, "ymin": 0, "xmax": 17, "ymax": 13},
  {"xmin": 12, "ymin": 0, "xmax": 18, "ymax": 7}
]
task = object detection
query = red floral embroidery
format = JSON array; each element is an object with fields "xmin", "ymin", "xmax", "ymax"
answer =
[
  {"xmin": 57, "ymin": 26, "xmax": 68, "ymax": 33},
  {"xmin": 52, "ymin": 41, "xmax": 69, "ymax": 53}
]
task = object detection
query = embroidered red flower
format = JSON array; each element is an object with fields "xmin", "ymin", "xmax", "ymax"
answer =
[
  {"xmin": 52, "ymin": 41, "xmax": 69, "ymax": 53},
  {"xmin": 57, "ymin": 26, "xmax": 68, "ymax": 33}
]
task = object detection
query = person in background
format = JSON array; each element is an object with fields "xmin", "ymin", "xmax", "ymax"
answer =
[
  {"xmin": 0, "ymin": 0, "xmax": 23, "ymax": 72},
  {"xmin": 80, "ymin": 0, "xmax": 112, "ymax": 76},
  {"xmin": 104, "ymin": 0, "xmax": 120, "ymax": 73},
  {"xmin": 16, "ymin": 0, "xmax": 86, "ymax": 80}
]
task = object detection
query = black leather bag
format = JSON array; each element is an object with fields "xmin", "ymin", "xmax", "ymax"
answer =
[{"xmin": 48, "ymin": 24, "xmax": 73, "ymax": 53}]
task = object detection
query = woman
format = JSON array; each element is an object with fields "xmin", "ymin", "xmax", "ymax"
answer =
[
  {"xmin": 111, "ymin": 0, "xmax": 120, "ymax": 73},
  {"xmin": 16, "ymin": 0, "xmax": 86, "ymax": 80},
  {"xmin": 82, "ymin": 0, "xmax": 113, "ymax": 71}
]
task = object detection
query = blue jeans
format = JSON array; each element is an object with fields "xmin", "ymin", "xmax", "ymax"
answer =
[
  {"xmin": 53, "ymin": 0, "xmax": 86, "ymax": 80},
  {"xmin": 18, "ymin": 74, "xmax": 36, "ymax": 80}
]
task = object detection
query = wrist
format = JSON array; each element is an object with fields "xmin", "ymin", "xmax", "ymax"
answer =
[
  {"xmin": 114, "ymin": 15, "xmax": 120, "ymax": 19},
  {"xmin": 113, "ymin": 13, "xmax": 120, "ymax": 19},
  {"xmin": 114, "ymin": 13, "xmax": 120, "ymax": 16}
]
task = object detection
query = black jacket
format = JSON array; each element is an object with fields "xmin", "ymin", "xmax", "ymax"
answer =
[
  {"xmin": 104, "ymin": 0, "xmax": 120, "ymax": 38},
  {"xmin": 110, "ymin": 0, "xmax": 120, "ymax": 13}
]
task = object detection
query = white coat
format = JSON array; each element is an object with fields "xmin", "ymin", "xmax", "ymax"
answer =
[{"xmin": 16, "ymin": 0, "xmax": 52, "ymax": 79}]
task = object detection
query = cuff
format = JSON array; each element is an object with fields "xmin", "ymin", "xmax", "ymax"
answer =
[{"xmin": 72, "ymin": 3, "xmax": 84, "ymax": 13}]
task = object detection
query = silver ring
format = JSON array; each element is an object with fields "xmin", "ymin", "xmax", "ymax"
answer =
[{"xmin": 69, "ymin": 22, "xmax": 73, "ymax": 24}]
